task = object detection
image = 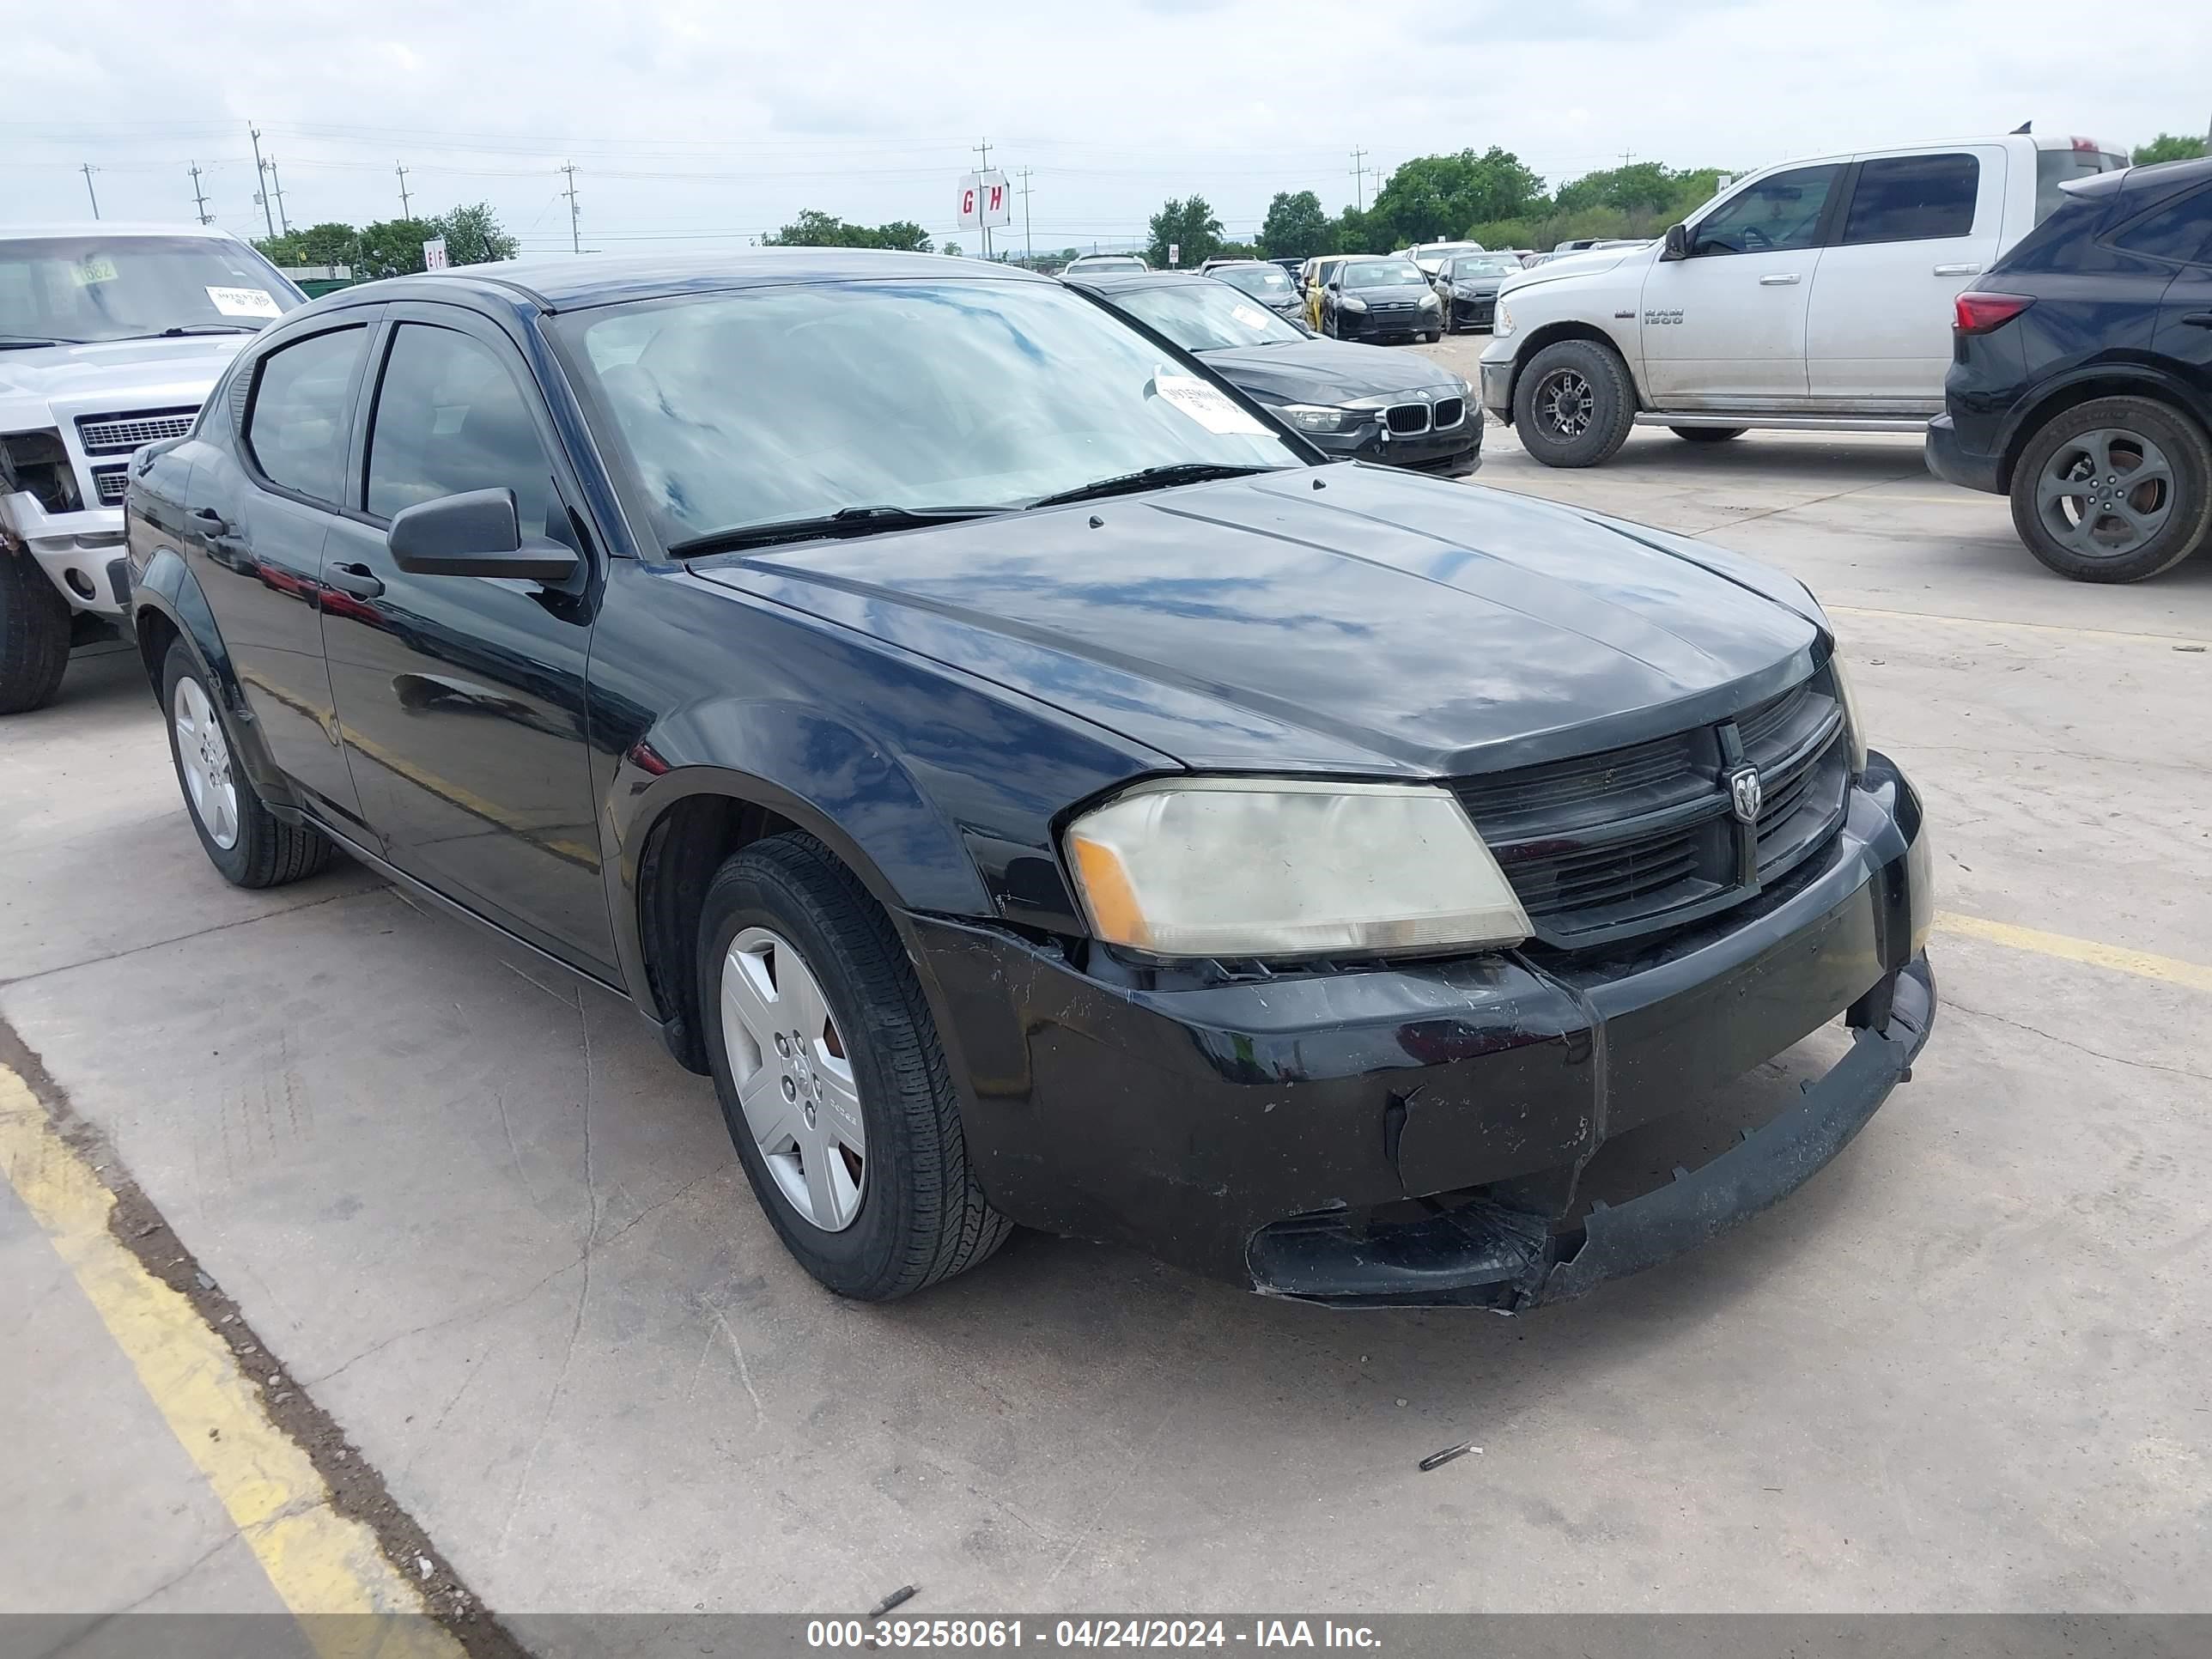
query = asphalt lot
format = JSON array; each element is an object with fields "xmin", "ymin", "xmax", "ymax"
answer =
[{"xmin": 4, "ymin": 368, "xmax": 2210, "ymax": 1625}]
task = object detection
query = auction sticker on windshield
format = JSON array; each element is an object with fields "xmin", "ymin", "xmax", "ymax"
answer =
[
  {"xmin": 206, "ymin": 286, "xmax": 283, "ymax": 319},
  {"xmin": 1231, "ymin": 302, "xmax": 1273, "ymax": 331},
  {"xmin": 1150, "ymin": 374, "xmax": 1267, "ymax": 435},
  {"xmin": 71, "ymin": 257, "xmax": 119, "ymax": 286}
]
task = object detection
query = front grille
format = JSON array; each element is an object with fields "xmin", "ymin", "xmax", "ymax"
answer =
[
  {"xmin": 76, "ymin": 408, "xmax": 199, "ymax": 455},
  {"xmin": 1455, "ymin": 665, "xmax": 1851, "ymax": 951},
  {"xmin": 1432, "ymin": 396, "xmax": 1465, "ymax": 428},
  {"xmin": 1384, "ymin": 404, "xmax": 1431, "ymax": 435},
  {"xmin": 92, "ymin": 467, "xmax": 130, "ymax": 506}
]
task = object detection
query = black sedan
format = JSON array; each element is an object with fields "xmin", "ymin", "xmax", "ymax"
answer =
[
  {"xmin": 1926, "ymin": 155, "xmax": 2212, "ymax": 583},
  {"xmin": 1068, "ymin": 269, "xmax": 1480, "ymax": 473},
  {"xmin": 1322, "ymin": 254, "xmax": 1443, "ymax": 342},
  {"xmin": 1432, "ymin": 252, "xmax": 1526, "ymax": 333},
  {"xmin": 126, "ymin": 249, "xmax": 1935, "ymax": 1309}
]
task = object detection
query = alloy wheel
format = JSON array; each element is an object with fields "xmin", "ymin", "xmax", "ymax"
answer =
[
  {"xmin": 1534, "ymin": 368, "xmax": 1595, "ymax": 440},
  {"xmin": 720, "ymin": 926, "xmax": 866, "ymax": 1231},
  {"xmin": 2035, "ymin": 428, "xmax": 2174, "ymax": 558},
  {"xmin": 173, "ymin": 676, "xmax": 240, "ymax": 850}
]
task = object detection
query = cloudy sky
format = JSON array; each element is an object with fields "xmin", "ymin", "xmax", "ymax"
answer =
[{"xmin": 5, "ymin": 0, "xmax": 2207, "ymax": 254}]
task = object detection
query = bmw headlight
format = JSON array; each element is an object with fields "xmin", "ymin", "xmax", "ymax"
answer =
[
  {"xmin": 1341, "ymin": 295, "xmax": 1369, "ymax": 313},
  {"xmin": 1828, "ymin": 653, "xmax": 1870, "ymax": 776},
  {"xmin": 1276, "ymin": 404, "xmax": 1362, "ymax": 434},
  {"xmin": 1064, "ymin": 778, "xmax": 1532, "ymax": 959},
  {"xmin": 1493, "ymin": 301, "xmax": 1516, "ymax": 337}
]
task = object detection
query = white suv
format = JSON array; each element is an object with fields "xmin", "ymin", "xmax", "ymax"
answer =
[
  {"xmin": 1477, "ymin": 132, "xmax": 2128, "ymax": 467},
  {"xmin": 2, "ymin": 224, "xmax": 304, "ymax": 710}
]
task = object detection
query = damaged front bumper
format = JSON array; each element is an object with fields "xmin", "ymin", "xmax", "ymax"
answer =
[
  {"xmin": 2, "ymin": 490, "xmax": 129, "ymax": 617},
  {"xmin": 914, "ymin": 755, "xmax": 1935, "ymax": 1309}
]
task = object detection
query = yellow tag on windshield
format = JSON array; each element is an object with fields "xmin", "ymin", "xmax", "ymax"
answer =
[{"xmin": 72, "ymin": 256, "xmax": 120, "ymax": 286}]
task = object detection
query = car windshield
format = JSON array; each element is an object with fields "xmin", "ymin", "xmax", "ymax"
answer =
[
  {"xmin": 0, "ymin": 235, "xmax": 301, "ymax": 344},
  {"xmin": 1342, "ymin": 259, "xmax": 1425, "ymax": 288},
  {"xmin": 1447, "ymin": 257, "xmax": 1520, "ymax": 278},
  {"xmin": 562, "ymin": 278, "xmax": 1301, "ymax": 546},
  {"xmin": 1213, "ymin": 264, "xmax": 1294, "ymax": 298},
  {"xmin": 1114, "ymin": 282, "xmax": 1306, "ymax": 350}
]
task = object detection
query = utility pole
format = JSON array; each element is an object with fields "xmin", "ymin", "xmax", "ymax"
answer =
[
  {"xmin": 1017, "ymin": 167, "xmax": 1034, "ymax": 265},
  {"xmin": 396, "ymin": 162, "xmax": 412, "ymax": 219},
  {"xmin": 561, "ymin": 162, "xmax": 581, "ymax": 253},
  {"xmin": 266, "ymin": 156, "xmax": 290, "ymax": 234},
  {"xmin": 188, "ymin": 163, "xmax": 212, "ymax": 225},
  {"xmin": 1619, "ymin": 148, "xmax": 1635, "ymax": 168},
  {"xmin": 972, "ymin": 138, "xmax": 993, "ymax": 260},
  {"xmin": 80, "ymin": 163, "xmax": 100, "ymax": 219},
  {"xmin": 1351, "ymin": 147, "xmax": 1369, "ymax": 211},
  {"xmin": 248, "ymin": 125, "xmax": 276, "ymax": 237}
]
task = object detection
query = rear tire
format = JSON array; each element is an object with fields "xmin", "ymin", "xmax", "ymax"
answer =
[
  {"xmin": 0, "ymin": 553, "xmax": 72, "ymax": 714},
  {"xmin": 2008, "ymin": 396, "xmax": 2212, "ymax": 583},
  {"xmin": 1512, "ymin": 338, "xmax": 1637, "ymax": 468},
  {"xmin": 1671, "ymin": 426, "xmax": 1747, "ymax": 443},
  {"xmin": 161, "ymin": 643, "xmax": 333, "ymax": 888},
  {"xmin": 697, "ymin": 832, "xmax": 1011, "ymax": 1301}
]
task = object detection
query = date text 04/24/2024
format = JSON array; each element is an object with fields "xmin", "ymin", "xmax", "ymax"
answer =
[{"xmin": 805, "ymin": 1619, "xmax": 1382, "ymax": 1650}]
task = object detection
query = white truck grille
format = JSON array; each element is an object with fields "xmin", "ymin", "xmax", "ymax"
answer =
[{"xmin": 76, "ymin": 408, "xmax": 200, "ymax": 456}]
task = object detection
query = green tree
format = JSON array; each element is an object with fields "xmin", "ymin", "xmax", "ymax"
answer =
[
  {"xmin": 764, "ymin": 210, "xmax": 932, "ymax": 252},
  {"xmin": 429, "ymin": 203, "xmax": 519, "ymax": 266},
  {"xmin": 292, "ymin": 222, "xmax": 360, "ymax": 266},
  {"xmin": 1366, "ymin": 149, "xmax": 1547, "ymax": 248},
  {"xmin": 251, "ymin": 234, "xmax": 305, "ymax": 265},
  {"xmin": 944, "ymin": 240, "xmax": 963, "ymax": 258},
  {"xmin": 353, "ymin": 217, "xmax": 440, "ymax": 281},
  {"xmin": 1553, "ymin": 163, "xmax": 1727, "ymax": 222},
  {"xmin": 1258, "ymin": 191, "xmax": 1331, "ymax": 260},
  {"xmin": 1146, "ymin": 196, "xmax": 1224, "ymax": 267},
  {"xmin": 2134, "ymin": 133, "xmax": 2209, "ymax": 165}
]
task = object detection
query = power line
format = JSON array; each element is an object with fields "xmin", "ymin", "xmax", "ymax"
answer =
[{"xmin": 80, "ymin": 163, "xmax": 100, "ymax": 219}]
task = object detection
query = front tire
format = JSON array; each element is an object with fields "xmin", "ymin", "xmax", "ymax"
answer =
[
  {"xmin": 697, "ymin": 832, "xmax": 1011, "ymax": 1301},
  {"xmin": 1671, "ymin": 426, "xmax": 1747, "ymax": 444},
  {"xmin": 0, "ymin": 553, "xmax": 72, "ymax": 714},
  {"xmin": 1512, "ymin": 338, "xmax": 1637, "ymax": 468},
  {"xmin": 161, "ymin": 643, "xmax": 332, "ymax": 887},
  {"xmin": 2008, "ymin": 397, "xmax": 2212, "ymax": 584},
  {"xmin": 1424, "ymin": 325, "xmax": 1443, "ymax": 343}
]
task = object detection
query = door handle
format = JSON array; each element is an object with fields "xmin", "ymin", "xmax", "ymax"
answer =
[
  {"xmin": 324, "ymin": 562, "xmax": 386, "ymax": 600},
  {"xmin": 1934, "ymin": 262, "xmax": 1984, "ymax": 276},
  {"xmin": 189, "ymin": 506, "xmax": 228, "ymax": 529},
  {"xmin": 1758, "ymin": 273, "xmax": 1802, "ymax": 286},
  {"xmin": 2185, "ymin": 312, "xmax": 2212, "ymax": 328}
]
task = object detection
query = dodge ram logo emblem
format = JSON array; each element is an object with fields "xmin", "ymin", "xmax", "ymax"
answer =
[{"xmin": 1728, "ymin": 764, "xmax": 1763, "ymax": 824}]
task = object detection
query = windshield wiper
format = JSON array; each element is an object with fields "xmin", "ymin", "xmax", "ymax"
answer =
[
  {"xmin": 667, "ymin": 504, "xmax": 1002, "ymax": 557},
  {"xmin": 1025, "ymin": 462, "xmax": 1280, "ymax": 511},
  {"xmin": 123, "ymin": 325, "xmax": 260, "ymax": 338},
  {"xmin": 0, "ymin": 334, "xmax": 88, "ymax": 349}
]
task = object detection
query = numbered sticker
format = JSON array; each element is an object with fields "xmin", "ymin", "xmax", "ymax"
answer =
[
  {"xmin": 1150, "ymin": 374, "xmax": 1267, "ymax": 436},
  {"xmin": 205, "ymin": 286, "xmax": 283, "ymax": 319},
  {"xmin": 1230, "ymin": 303, "xmax": 1271, "ymax": 331},
  {"xmin": 72, "ymin": 257, "xmax": 120, "ymax": 287}
]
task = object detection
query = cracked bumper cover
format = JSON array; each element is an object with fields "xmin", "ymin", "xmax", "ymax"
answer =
[{"xmin": 911, "ymin": 754, "xmax": 1935, "ymax": 1306}]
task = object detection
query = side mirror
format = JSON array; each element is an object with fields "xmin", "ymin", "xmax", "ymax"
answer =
[
  {"xmin": 387, "ymin": 488, "xmax": 580, "ymax": 583},
  {"xmin": 1662, "ymin": 222, "xmax": 1691, "ymax": 262}
]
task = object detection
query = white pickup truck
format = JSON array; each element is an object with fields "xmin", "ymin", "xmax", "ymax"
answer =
[
  {"xmin": 2, "ymin": 223, "xmax": 304, "ymax": 710},
  {"xmin": 1478, "ymin": 131, "xmax": 2128, "ymax": 466}
]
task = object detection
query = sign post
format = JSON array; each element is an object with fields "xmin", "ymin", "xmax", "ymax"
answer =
[
  {"xmin": 1168, "ymin": 243, "xmax": 1180, "ymax": 267},
  {"xmin": 422, "ymin": 237, "xmax": 448, "ymax": 271}
]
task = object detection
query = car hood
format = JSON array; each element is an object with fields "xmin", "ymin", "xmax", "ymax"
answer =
[
  {"xmin": 694, "ymin": 465, "xmax": 1826, "ymax": 778},
  {"xmin": 1196, "ymin": 337, "xmax": 1462, "ymax": 404},
  {"xmin": 1498, "ymin": 246, "xmax": 1644, "ymax": 296},
  {"xmin": 1340, "ymin": 282, "xmax": 1432, "ymax": 304},
  {"xmin": 0, "ymin": 336, "xmax": 245, "ymax": 428}
]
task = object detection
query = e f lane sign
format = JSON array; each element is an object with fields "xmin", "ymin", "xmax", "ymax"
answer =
[{"xmin": 959, "ymin": 171, "xmax": 1012, "ymax": 229}]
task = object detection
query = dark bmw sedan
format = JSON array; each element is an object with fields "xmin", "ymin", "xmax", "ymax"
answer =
[
  {"xmin": 1926, "ymin": 156, "xmax": 2212, "ymax": 583},
  {"xmin": 1068, "ymin": 269, "xmax": 1480, "ymax": 473},
  {"xmin": 1322, "ymin": 254, "xmax": 1443, "ymax": 342},
  {"xmin": 125, "ymin": 250, "xmax": 1935, "ymax": 1309}
]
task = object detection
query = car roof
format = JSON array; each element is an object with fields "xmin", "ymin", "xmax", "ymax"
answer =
[
  {"xmin": 0, "ymin": 221, "xmax": 246, "ymax": 241},
  {"xmin": 338, "ymin": 247, "xmax": 1054, "ymax": 313},
  {"xmin": 1060, "ymin": 269, "xmax": 1212, "ymax": 294}
]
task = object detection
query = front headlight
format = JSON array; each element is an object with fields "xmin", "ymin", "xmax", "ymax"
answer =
[
  {"xmin": 1340, "ymin": 295, "xmax": 1369, "ymax": 313},
  {"xmin": 1419, "ymin": 292, "xmax": 1441, "ymax": 309},
  {"xmin": 1493, "ymin": 301, "xmax": 1516, "ymax": 337},
  {"xmin": 1829, "ymin": 653, "xmax": 1870, "ymax": 775},
  {"xmin": 1064, "ymin": 778, "xmax": 1532, "ymax": 959},
  {"xmin": 1276, "ymin": 403, "xmax": 1361, "ymax": 434}
]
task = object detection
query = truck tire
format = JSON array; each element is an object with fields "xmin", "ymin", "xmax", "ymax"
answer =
[
  {"xmin": 696, "ymin": 831, "xmax": 1012, "ymax": 1301},
  {"xmin": 1671, "ymin": 426, "xmax": 1747, "ymax": 443},
  {"xmin": 0, "ymin": 551, "xmax": 72, "ymax": 714},
  {"xmin": 2008, "ymin": 397, "xmax": 2212, "ymax": 584},
  {"xmin": 1513, "ymin": 339, "xmax": 1636, "ymax": 468},
  {"xmin": 161, "ymin": 642, "xmax": 334, "ymax": 887}
]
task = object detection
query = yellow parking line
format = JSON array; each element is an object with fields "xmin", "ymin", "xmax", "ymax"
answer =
[
  {"xmin": 1936, "ymin": 912, "xmax": 2212, "ymax": 994},
  {"xmin": 1831, "ymin": 604, "xmax": 2212, "ymax": 648},
  {"xmin": 0, "ymin": 1065, "xmax": 463, "ymax": 1657}
]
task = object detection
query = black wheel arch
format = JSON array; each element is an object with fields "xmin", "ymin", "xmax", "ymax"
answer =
[
  {"xmin": 1996, "ymin": 364, "xmax": 2212, "ymax": 492},
  {"xmin": 130, "ymin": 547, "xmax": 297, "ymax": 812}
]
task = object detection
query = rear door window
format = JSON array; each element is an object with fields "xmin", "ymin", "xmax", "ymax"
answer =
[
  {"xmin": 245, "ymin": 326, "xmax": 368, "ymax": 506},
  {"xmin": 1841, "ymin": 154, "xmax": 1980, "ymax": 244}
]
